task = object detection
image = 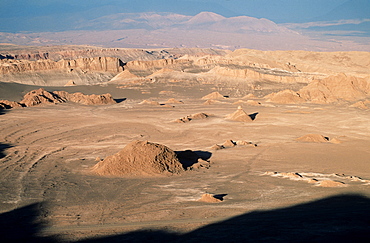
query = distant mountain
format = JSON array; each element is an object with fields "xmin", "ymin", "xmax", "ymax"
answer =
[
  {"xmin": 75, "ymin": 12, "xmax": 295, "ymax": 35},
  {"xmin": 185, "ymin": 12, "xmax": 226, "ymax": 25},
  {"xmin": 0, "ymin": 0, "xmax": 362, "ymax": 32}
]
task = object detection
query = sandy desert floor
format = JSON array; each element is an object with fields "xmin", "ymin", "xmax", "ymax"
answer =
[{"xmin": 1, "ymin": 82, "xmax": 370, "ymax": 242}]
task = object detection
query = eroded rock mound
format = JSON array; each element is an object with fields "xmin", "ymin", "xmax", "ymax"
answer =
[
  {"xmin": 165, "ymin": 98, "xmax": 184, "ymax": 104},
  {"xmin": 53, "ymin": 91, "xmax": 116, "ymax": 105},
  {"xmin": 264, "ymin": 74, "xmax": 370, "ymax": 104},
  {"xmin": 139, "ymin": 100, "xmax": 161, "ymax": 106},
  {"xmin": 109, "ymin": 69, "xmax": 141, "ymax": 83},
  {"xmin": 295, "ymin": 134, "xmax": 329, "ymax": 143},
  {"xmin": 0, "ymin": 100, "xmax": 24, "ymax": 109},
  {"xmin": 265, "ymin": 89, "xmax": 304, "ymax": 104},
  {"xmin": 211, "ymin": 139, "xmax": 256, "ymax": 150},
  {"xmin": 350, "ymin": 100, "xmax": 369, "ymax": 109},
  {"xmin": 318, "ymin": 180, "xmax": 347, "ymax": 188},
  {"xmin": 21, "ymin": 88, "xmax": 66, "ymax": 107},
  {"xmin": 225, "ymin": 106, "xmax": 255, "ymax": 122},
  {"xmin": 197, "ymin": 194, "xmax": 223, "ymax": 203},
  {"xmin": 201, "ymin": 91, "xmax": 227, "ymax": 100},
  {"xmin": 64, "ymin": 80, "xmax": 76, "ymax": 86},
  {"xmin": 15, "ymin": 88, "xmax": 116, "ymax": 107},
  {"xmin": 299, "ymin": 73, "xmax": 370, "ymax": 103},
  {"xmin": 92, "ymin": 140, "xmax": 184, "ymax": 177},
  {"xmin": 175, "ymin": 112, "xmax": 210, "ymax": 123}
]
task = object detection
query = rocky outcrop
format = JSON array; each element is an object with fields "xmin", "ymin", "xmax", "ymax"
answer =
[
  {"xmin": 0, "ymin": 57, "xmax": 123, "ymax": 75},
  {"xmin": 125, "ymin": 58, "xmax": 192, "ymax": 71},
  {"xmin": 20, "ymin": 88, "xmax": 67, "ymax": 107},
  {"xmin": 265, "ymin": 89, "xmax": 305, "ymax": 104},
  {"xmin": 208, "ymin": 66, "xmax": 311, "ymax": 83},
  {"xmin": 265, "ymin": 74, "xmax": 370, "ymax": 104},
  {"xmin": 0, "ymin": 88, "xmax": 116, "ymax": 109},
  {"xmin": 299, "ymin": 73, "xmax": 370, "ymax": 103},
  {"xmin": 0, "ymin": 100, "xmax": 24, "ymax": 109},
  {"xmin": 53, "ymin": 91, "xmax": 116, "ymax": 105},
  {"xmin": 92, "ymin": 140, "xmax": 184, "ymax": 177}
]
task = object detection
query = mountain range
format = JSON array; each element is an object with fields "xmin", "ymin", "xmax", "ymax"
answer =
[
  {"xmin": 0, "ymin": 0, "xmax": 368, "ymax": 51},
  {"xmin": 0, "ymin": 0, "xmax": 369, "ymax": 32}
]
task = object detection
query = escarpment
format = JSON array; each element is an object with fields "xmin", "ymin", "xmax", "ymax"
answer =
[{"xmin": 0, "ymin": 57, "xmax": 123, "ymax": 75}]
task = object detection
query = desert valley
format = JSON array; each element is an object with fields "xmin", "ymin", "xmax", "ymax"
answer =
[{"xmin": 0, "ymin": 42, "xmax": 370, "ymax": 242}]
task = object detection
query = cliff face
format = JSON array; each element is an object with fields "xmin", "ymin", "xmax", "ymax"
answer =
[
  {"xmin": 125, "ymin": 58, "xmax": 192, "ymax": 71},
  {"xmin": 0, "ymin": 46, "xmax": 228, "ymax": 62},
  {"xmin": 208, "ymin": 66, "xmax": 313, "ymax": 83},
  {"xmin": 0, "ymin": 57, "xmax": 123, "ymax": 75}
]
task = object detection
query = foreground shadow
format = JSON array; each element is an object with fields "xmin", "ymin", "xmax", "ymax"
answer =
[
  {"xmin": 0, "ymin": 142, "xmax": 12, "ymax": 159},
  {"xmin": 78, "ymin": 194, "xmax": 370, "ymax": 243},
  {"xmin": 0, "ymin": 203, "xmax": 58, "ymax": 243},
  {"xmin": 2, "ymin": 195, "xmax": 370, "ymax": 242},
  {"xmin": 0, "ymin": 108, "xmax": 8, "ymax": 115}
]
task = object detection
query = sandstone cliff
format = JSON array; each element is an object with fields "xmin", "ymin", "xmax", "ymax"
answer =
[
  {"xmin": 0, "ymin": 57, "xmax": 123, "ymax": 75},
  {"xmin": 208, "ymin": 66, "xmax": 312, "ymax": 83}
]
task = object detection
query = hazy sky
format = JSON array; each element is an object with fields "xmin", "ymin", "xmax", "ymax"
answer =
[{"xmin": 1, "ymin": 0, "xmax": 368, "ymax": 32}]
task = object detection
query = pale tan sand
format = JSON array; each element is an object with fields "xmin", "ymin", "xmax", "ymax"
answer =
[{"xmin": 1, "ymin": 88, "xmax": 370, "ymax": 241}]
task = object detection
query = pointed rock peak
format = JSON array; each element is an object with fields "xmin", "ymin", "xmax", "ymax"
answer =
[
  {"xmin": 188, "ymin": 12, "xmax": 226, "ymax": 24},
  {"xmin": 225, "ymin": 106, "xmax": 255, "ymax": 122}
]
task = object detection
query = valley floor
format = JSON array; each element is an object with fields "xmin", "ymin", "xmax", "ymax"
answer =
[{"xmin": 1, "ymin": 83, "xmax": 370, "ymax": 242}]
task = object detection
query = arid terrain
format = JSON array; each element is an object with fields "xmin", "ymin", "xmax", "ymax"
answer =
[{"xmin": 1, "ymin": 45, "xmax": 370, "ymax": 242}]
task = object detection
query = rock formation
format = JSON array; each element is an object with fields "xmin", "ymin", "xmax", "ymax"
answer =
[
  {"xmin": 265, "ymin": 89, "xmax": 305, "ymax": 104},
  {"xmin": 20, "ymin": 88, "xmax": 66, "ymax": 107},
  {"xmin": 208, "ymin": 66, "xmax": 311, "ymax": 83},
  {"xmin": 53, "ymin": 91, "xmax": 116, "ymax": 105},
  {"xmin": 175, "ymin": 113, "xmax": 210, "ymax": 123},
  {"xmin": 265, "ymin": 74, "xmax": 370, "ymax": 104},
  {"xmin": 225, "ymin": 106, "xmax": 254, "ymax": 122},
  {"xmin": 197, "ymin": 194, "xmax": 223, "ymax": 203},
  {"xmin": 0, "ymin": 100, "xmax": 24, "ymax": 109},
  {"xmin": 299, "ymin": 73, "xmax": 370, "ymax": 103},
  {"xmin": 92, "ymin": 140, "xmax": 184, "ymax": 177},
  {"xmin": 0, "ymin": 88, "xmax": 116, "ymax": 109},
  {"xmin": 295, "ymin": 134, "xmax": 329, "ymax": 143},
  {"xmin": 109, "ymin": 69, "xmax": 141, "ymax": 83},
  {"xmin": 201, "ymin": 91, "xmax": 227, "ymax": 100},
  {"xmin": 0, "ymin": 57, "xmax": 123, "ymax": 75}
]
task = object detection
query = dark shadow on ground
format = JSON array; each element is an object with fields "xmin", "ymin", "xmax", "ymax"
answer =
[
  {"xmin": 213, "ymin": 194, "xmax": 228, "ymax": 201},
  {"xmin": 0, "ymin": 108, "xmax": 8, "ymax": 115},
  {"xmin": 0, "ymin": 203, "xmax": 59, "ymax": 243},
  {"xmin": 2, "ymin": 195, "xmax": 370, "ymax": 242},
  {"xmin": 76, "ymin": 194, "xmax": 370, "ymax": 243},
  {"xmin": 114, "ymin": 98, "xmax": 127, "ymax": 103},
  {"xmin": 175, "ymin": 150, "xmax": 212, "ymax": 169},
  {"xmin": 249, "ymin": 112, "xmax": 259, "ymax": 121},
  {"xmin": 0, "ymin": 142, "xmax": 12, "ymax": 159}
]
